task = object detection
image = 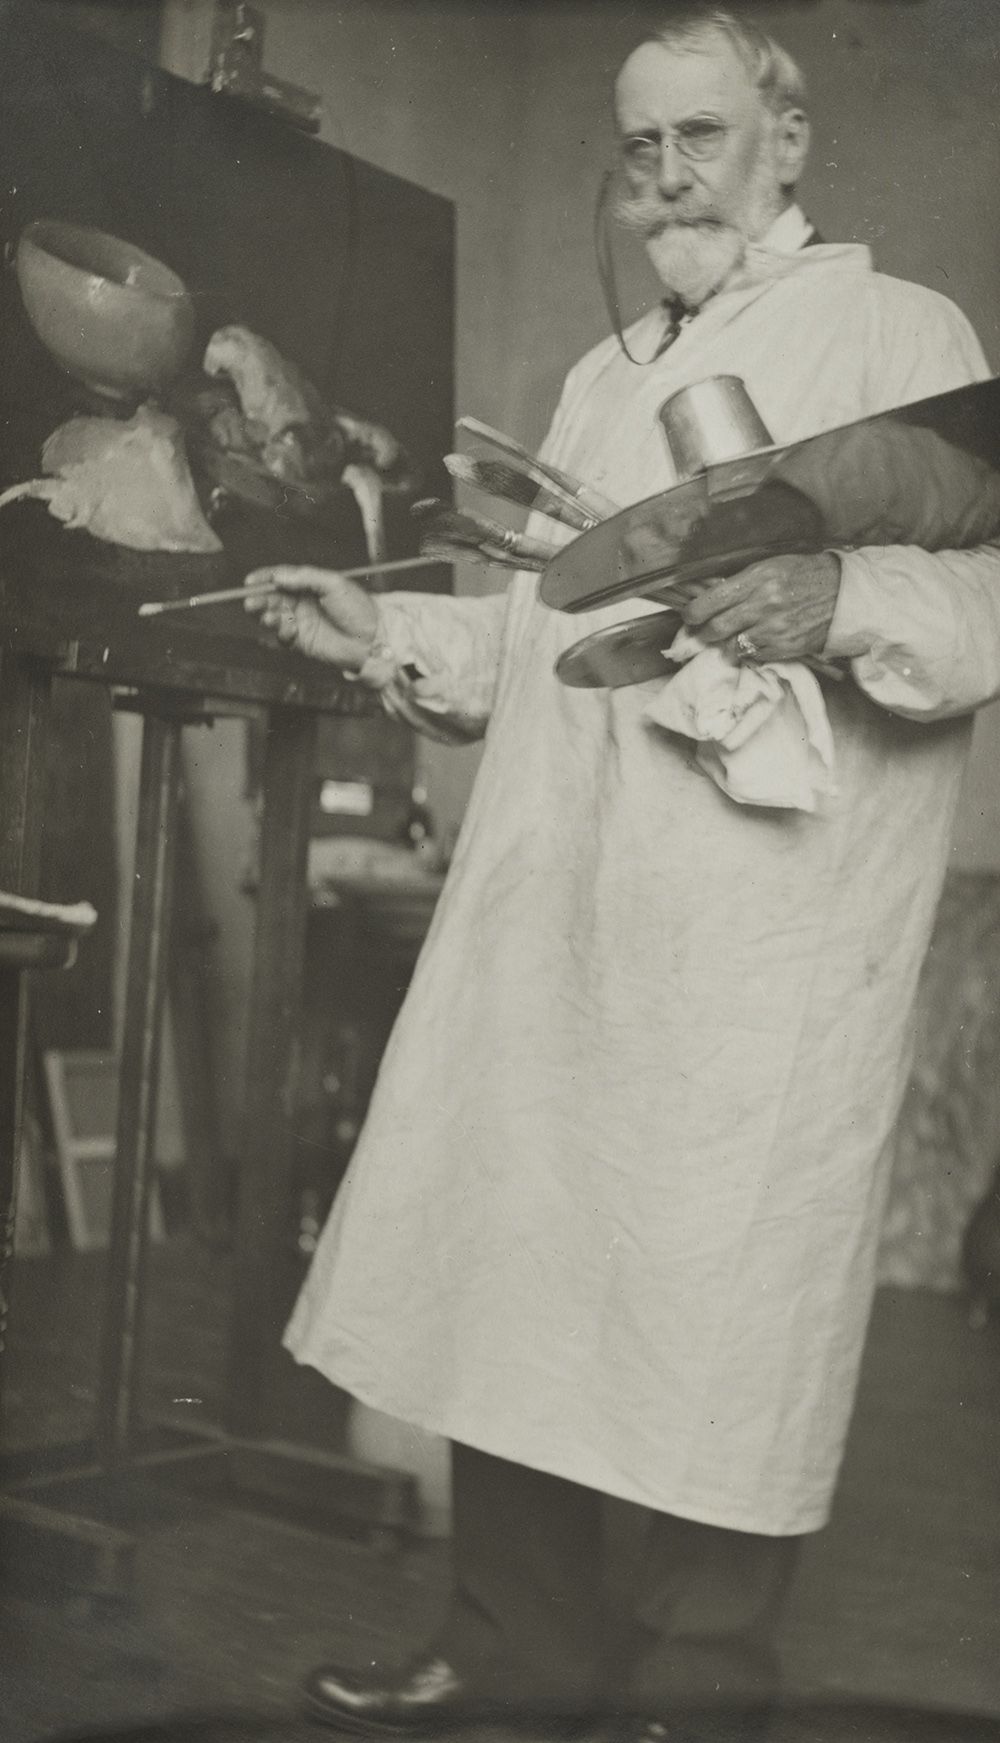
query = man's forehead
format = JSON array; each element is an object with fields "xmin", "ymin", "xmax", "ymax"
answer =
[{"xmin": 614, "ymin": 39, "xmax": 760, "ymax": 128}]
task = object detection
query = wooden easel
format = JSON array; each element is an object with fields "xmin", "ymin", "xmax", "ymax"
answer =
[
  {"xmin": 0, "ymin": 7, "xmax": 453, "ymax": 1588},
  {"xmin": 0, "ymin": 552, "xmax": 417, "ymax": 1591}
]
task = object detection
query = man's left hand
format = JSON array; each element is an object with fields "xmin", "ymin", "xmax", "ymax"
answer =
[{"xmin": 681, "ymin": 551, "xmax": 842, "ymax": 663}]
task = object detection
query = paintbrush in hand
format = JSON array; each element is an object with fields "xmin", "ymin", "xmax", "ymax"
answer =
[
  {"xmin": 412, "ymin": 499, "xmax": 559, "ymax": 570},
  {"xmin": 456, "ymin": 416, "xmax": 620, "ymax": 521},
  {"xmin": 137, "ymin": 553, "xmax": 448, "ymax": 617},
  {"xmin": 444, "ymin": 453, "xmax": 598, "ymax": 533}
]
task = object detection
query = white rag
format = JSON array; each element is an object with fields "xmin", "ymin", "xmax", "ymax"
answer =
[{"xmin": 644, "ymin": 627, "xmax": 837, "ymax": 811}]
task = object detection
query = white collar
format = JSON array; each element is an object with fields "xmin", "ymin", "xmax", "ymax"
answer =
[{"xmin": 758, "ymin": 203, "xmax": 814, "ymax": 254}]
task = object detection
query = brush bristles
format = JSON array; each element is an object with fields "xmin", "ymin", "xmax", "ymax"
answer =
[
  {"xmin": 454, "ymin": 418, "xmax": 619, "ymax": 520},
  {"xmin": 445, "ymin": 454, "xmax": 537, "ymax": 503},
  {"xmin": 455, "ymin": 416, "xmax": 533, "ymax": 463},
  {"xmin": 413, "ymin": 498, "xmax": 556, "ymax": 570},
  {"xmin": 445, "ymin": 454, "xmax": 596, "ymax": 532},
  {"xmin": 421, "ymin": 539, "xmax": 529, "ymax": 572},
  {"xmin": 413, "ymin": 499, "xmax": 511, "ymax": 547}
]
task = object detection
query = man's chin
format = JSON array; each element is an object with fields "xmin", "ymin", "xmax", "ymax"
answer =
[{"xmin": 643, "ymin": 224, "xmax": 746, "ymax": 309}]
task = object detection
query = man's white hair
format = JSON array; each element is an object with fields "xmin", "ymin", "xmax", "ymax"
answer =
[{"xmin": 652, "ymin": 7, "xmax": 807, "ymax": 116}]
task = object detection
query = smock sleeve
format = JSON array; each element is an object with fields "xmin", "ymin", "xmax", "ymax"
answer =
[
  {"xmin": 821, "ymin": 282, "xmax": 1000, "ymax": 720},
  {"xmin": 357, "ymin": 588, "xmax": 509, "ymax": 744},
  {"xmin": 824, "ymin": 543, "xmax": 1000, "ymax": 720},
  {"xmin": 354, "ymin": 377, "xmax": 589, "ymax": 743}
]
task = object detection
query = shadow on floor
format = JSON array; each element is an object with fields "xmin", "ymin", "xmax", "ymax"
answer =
[{"xmin": 2, "ymin": 1244, "xmax": 999, "ymax": 1743}]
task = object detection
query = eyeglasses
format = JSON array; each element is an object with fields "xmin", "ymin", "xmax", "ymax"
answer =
[{"xmin": 619, "ymin": 120, "xmax": 731, "ymax": 172}]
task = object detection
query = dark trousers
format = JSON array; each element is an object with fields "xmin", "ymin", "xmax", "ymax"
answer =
[{"xmin": 437, "ymin": 1443, "xmax": 801, "ymax": 1717}]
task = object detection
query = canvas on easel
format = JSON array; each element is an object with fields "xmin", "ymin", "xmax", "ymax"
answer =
[{"xmin": 42, "ymin": 1049, "xmax": 164, "ymax": 1252}]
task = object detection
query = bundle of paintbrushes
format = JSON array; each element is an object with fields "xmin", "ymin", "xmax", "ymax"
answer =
[{"xmin": 412, "ymin": 418, "xmax": 620, "ymax": 572}]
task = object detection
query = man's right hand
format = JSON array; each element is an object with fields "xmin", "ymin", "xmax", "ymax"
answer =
[{"xmin": 244, "ymin": 565, "xmax": 379, "ymax": 670}]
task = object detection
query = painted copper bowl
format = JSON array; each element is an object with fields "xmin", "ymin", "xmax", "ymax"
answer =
[{"xmin": 16, "ymin": 218, "xmax": 195, "ymax": 400}]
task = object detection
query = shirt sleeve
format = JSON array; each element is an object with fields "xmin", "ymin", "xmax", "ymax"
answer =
[
  {"xmin": 822, "ymin": 281, "xmax": 1000, "ymax": 721},
  {"xmin": 358, "ymin": 588, "xmax": 509, "ymax": 744}
]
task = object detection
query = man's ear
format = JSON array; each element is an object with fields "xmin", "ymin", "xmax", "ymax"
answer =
[{"xmin": 775, "ymin": 107, "xmax": 810, "ymax": 189}]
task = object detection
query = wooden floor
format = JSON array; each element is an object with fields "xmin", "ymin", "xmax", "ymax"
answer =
[
  {"xmin": 2, "ymin": 1242, "xmax": 999, "ymax": 1743},
  {"xmin": 777, "ymin": 1289, "xmax": 1000, "ymax": 1714}
]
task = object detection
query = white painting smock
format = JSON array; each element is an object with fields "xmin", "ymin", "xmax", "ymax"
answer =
[{"xmin": 286, "ymin": 229, "xmax": 1000, "ymax": 1535}]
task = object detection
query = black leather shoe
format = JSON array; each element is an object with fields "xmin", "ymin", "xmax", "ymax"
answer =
[{"xmin": 302, "ymin": 1655, "xmax": 507, "ymax": 1734}]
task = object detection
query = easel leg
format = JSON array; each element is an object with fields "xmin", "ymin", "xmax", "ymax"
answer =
[
  {"xmin": 97, "ymin": 711, "xmax": 182, "ymax": 1468},
  {"xmin": 0, "ymin": 651, "xmax": 52, "ymax": 1403},
  {"xmin": 0, "ymin": 972, "xmax": 28, "ymax": 1362},
  {"xmin": 229, "ymin": 706, "xmax": 316, "ymax": 1438}
]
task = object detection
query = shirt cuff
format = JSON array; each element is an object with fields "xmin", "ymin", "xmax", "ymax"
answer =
[
  {"xmin": 822, "ymin": 551, "xmax": 880, "ymax": 659},
  {"xmin": 344, "ymin": 599, "xmax": 425, "ymax": 692},
  {"xmin": 820, "ymin": 546, "xmax": 956, "ymax": 714},
  {"xmin": 344, "ymin": 597, "xmax": 463, "ymax": 735}
]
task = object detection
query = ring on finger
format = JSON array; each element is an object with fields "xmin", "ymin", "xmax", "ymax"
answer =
[{"xmin": 735, "ymin": 630, "xmax": 759, "ymax": 662}]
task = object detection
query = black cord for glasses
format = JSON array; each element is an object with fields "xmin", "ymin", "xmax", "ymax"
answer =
[{"xmin": 594, "ymin": 169, "xmax": 663, "ymax": 367}]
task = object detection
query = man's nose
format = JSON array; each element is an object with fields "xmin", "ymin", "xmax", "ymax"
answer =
[{"xmin": 657, "ymin": 137, "xmax": 693, "ymax": 196}]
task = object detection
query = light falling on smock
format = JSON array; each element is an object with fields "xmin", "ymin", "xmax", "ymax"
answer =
[{"xmin": 286, "ymin": 233, "xmax": 1000, "ymax": 1535}]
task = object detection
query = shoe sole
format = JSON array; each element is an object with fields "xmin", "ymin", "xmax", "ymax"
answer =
[
  {"xmin": 301, "ymin": 1692, "xmax": 590, "ymax": 1737},
  {"xmin": 301, "ymin": 1691, "xmax": 473, "ymax": 1735}
]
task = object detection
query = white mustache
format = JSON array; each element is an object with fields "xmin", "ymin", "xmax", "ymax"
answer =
[{"xmin": 614, "ymin": 192, "xmax": 722, "ymax": 238}]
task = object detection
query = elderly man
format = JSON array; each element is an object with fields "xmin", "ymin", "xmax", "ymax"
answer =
[{"xmin": 247, "ymin": 10, "xmax": 999, "ymax": 1740}]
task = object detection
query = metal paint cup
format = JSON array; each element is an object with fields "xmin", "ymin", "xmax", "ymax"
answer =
[{"xmin": 658, "ymin": 376, "xmax": 773, "ymax": 482}]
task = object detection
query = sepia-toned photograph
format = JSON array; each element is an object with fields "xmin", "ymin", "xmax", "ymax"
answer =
[{"xmin": 1, "ymin": 4, "xmax": 999, "ymax": 1742}]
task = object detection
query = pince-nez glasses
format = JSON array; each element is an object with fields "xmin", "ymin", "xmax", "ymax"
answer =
[{"xmin": 619, "ymin": 119, "xmax": 730, "ymax": 173}]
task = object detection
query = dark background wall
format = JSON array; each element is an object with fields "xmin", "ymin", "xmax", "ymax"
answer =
[{"xmin": 30, "ymin": 0, "xmax": 162, "ymax": 58}]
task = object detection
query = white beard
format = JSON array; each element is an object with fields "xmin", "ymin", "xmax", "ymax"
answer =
[{"xmin": 642, "ymin": 221, "xmax": 747, "ymax": 309}]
